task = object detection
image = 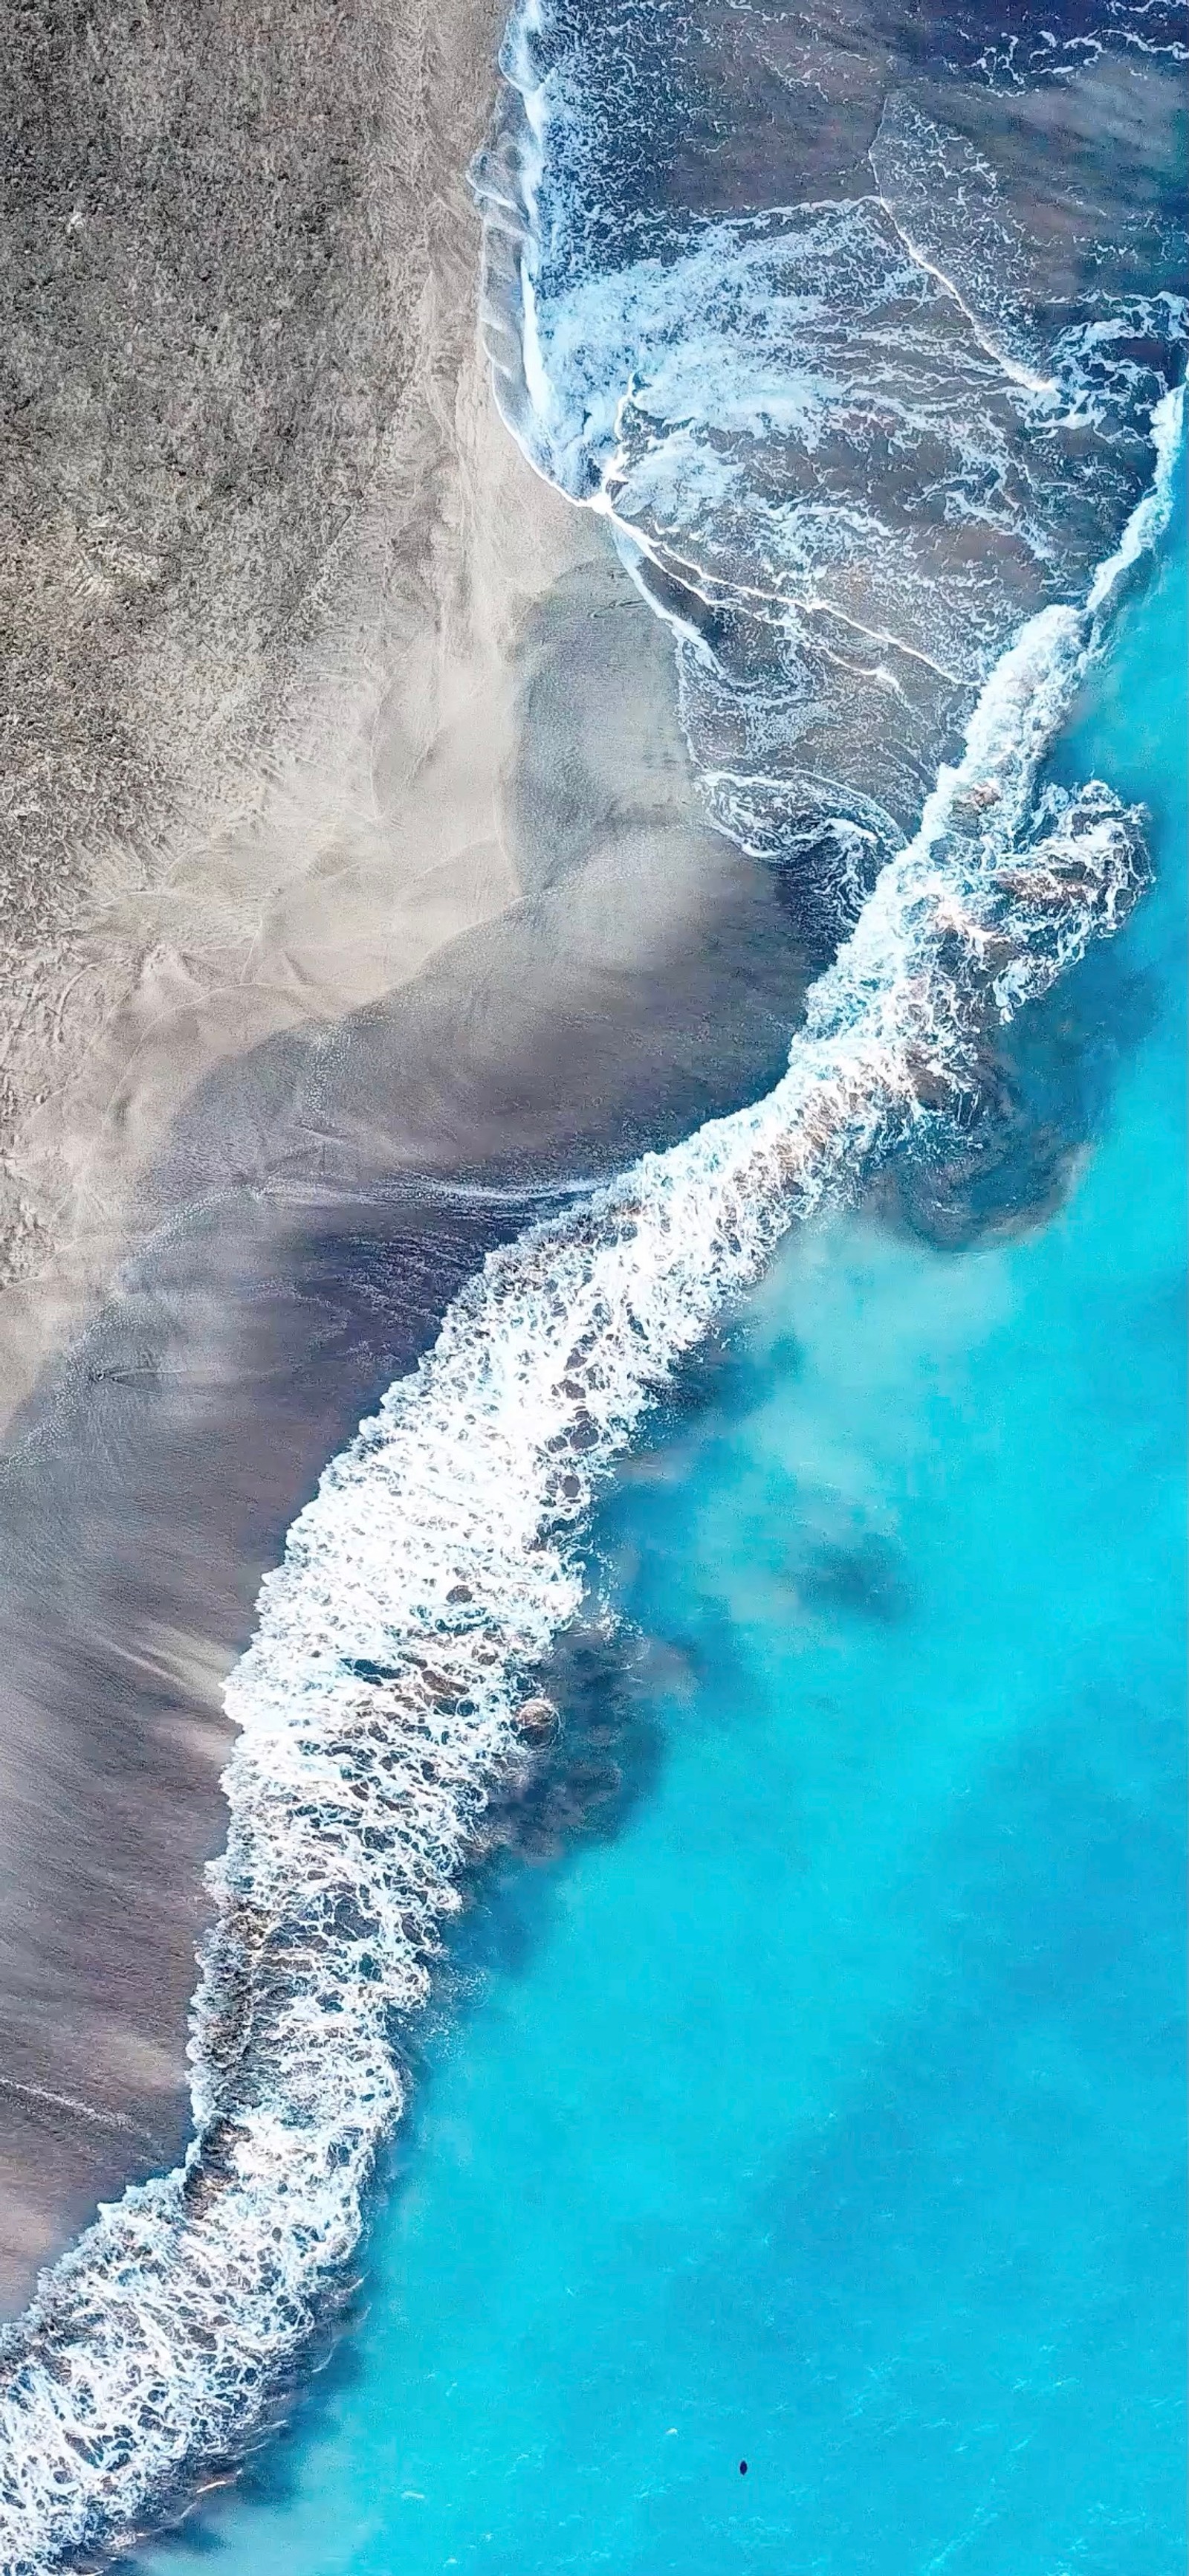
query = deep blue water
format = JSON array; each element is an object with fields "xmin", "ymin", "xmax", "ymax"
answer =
[{"xmin": 139, "ymin": 492, "xmax": 1186, "ymax": 2568}]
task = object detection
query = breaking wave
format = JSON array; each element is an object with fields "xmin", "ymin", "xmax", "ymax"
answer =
[
  {"xmin": 0, "ymin": 0, "xmax": 1183, "ymax": 2554},
  {"xmin": 0, "ymin": 373, "xmax": 1179, "ymax": 2573}
]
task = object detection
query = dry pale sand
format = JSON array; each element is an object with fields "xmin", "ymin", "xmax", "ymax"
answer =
[
  {"xmin": 0, "ymin": 0, "xmax": 551, "ymax": 2309},
  {"xmin": 0, "ymin": 3, "xmax": 826, "ymax": 2317},
  {"xmin": 0, "ymin": 0, "xmax": 591, "ymax": 1435}
]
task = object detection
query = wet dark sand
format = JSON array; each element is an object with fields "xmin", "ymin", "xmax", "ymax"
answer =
[{"xmin": 0, "ymin": 555, "xmax": 822, "ymax": 2314}]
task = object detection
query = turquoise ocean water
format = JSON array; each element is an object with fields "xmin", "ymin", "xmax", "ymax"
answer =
[{"xmin": 141, "ymin": 509, "xmax": 1185, "ymax": 2573}]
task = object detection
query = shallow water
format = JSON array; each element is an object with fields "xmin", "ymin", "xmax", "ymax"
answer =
[
  {"xmin": 139, "ymin": 459, "xmax": 1185, "ymax": 2573},
  {"xmin": 476, "ymin": 0, "xmax": 1186, "ymax": 940}
]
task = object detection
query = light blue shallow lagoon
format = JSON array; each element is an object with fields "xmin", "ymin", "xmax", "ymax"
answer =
[{"xmin": 142, "ymin": 511, "xmax": 1186, "ymax": 2576}]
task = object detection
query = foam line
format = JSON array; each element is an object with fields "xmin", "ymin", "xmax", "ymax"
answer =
[{"xmin": 472, "ymin": 13, "xmax": 1184, "ymax": 926}]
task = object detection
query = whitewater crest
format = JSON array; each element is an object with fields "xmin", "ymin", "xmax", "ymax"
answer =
[{"xmin": 0, "ymin": 365, "xmax": 1179, "ymax": 2566}]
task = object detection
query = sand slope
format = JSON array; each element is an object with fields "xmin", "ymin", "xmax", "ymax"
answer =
[
  {"xmin": 1, "ymin": 0, "xmax": 563, "ymax": 1424},
  {"xmin": 0, "ymin": 0, "xmax": 826, "ymax": 2315}
]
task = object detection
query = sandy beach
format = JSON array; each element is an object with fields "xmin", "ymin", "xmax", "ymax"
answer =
[
  {"xmin": 0, "ymin": 0, "xmax": 1181, "ymax": 2560},
  {"xmin": 1, "ymin": 0, "xmax": 552, "ymax": 1430},
  {"xmin": 0, "ymin": 0, "xmax": 823, "ymax": 2314}
]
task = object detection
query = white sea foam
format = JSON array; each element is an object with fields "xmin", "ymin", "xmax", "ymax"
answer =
[
  {"xmin": 0, "ymin": 369, "xmax": 1179, "ymax": 2573},
  {"xmin": 473, "ymin": 7, "xmax": 1185, "ymax": 922},
  {"xmin": 481, "ymin": 192, "xmax": 1065, "ymax": 674}
]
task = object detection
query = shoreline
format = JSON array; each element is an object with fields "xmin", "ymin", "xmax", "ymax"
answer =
[
  {"xmin": 0, "ymin": 0, "xmax": 827, "ymax": 2321},
  {"xmin": 0, "ymin": 377, "xmax": 1176, "ymax": 2575},
  {"xmin": 1, "ymin": 0, "xmax": 1182, "ymax": 2558}
]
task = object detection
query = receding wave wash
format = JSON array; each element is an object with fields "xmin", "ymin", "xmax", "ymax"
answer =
[
  {"xmin": 477, "ymin": 0, "xmax": 1185, "ymax": 933},
  {"xmin": 1, "ymin": 0, "xmax": 1184, "ymax": 2560}
]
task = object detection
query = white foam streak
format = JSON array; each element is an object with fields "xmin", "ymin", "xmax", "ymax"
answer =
[
  {"xmin": 1087, "ymin": 385, "xmax": 1185, "ymax": 612},
  {"xmin": 872, "ymin": 201, "xmax": 1057, "ymax": 397}
]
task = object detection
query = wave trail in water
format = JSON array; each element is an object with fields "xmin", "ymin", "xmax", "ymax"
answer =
[
  {"xmin": 0, "ymin": 371, "xmax": 1179, "ymax": 2572},
  {"xmin": 473, "ymin": 0, "xmax": 1185, "ymax": 933}
]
